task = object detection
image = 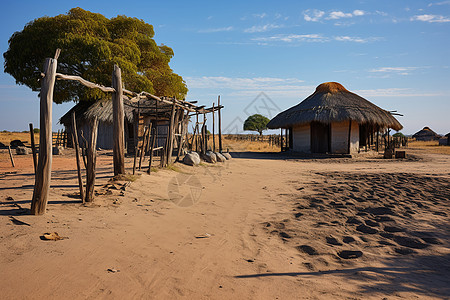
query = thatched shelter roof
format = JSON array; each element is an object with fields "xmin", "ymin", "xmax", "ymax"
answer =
[
  {"xmin": 412, "ymin": 127, "xmax": 441, "ymax": 140},
  {"xmin": 267, "ymin": 82, "xmax": 403, "ymax": 131},
  {"xmin": 59, "ymin": 97, "xmax": 174, "ymax": 126}
]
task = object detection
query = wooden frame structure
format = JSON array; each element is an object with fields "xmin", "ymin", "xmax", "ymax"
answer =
[{"xmin": 31, "ymin": 49, "xmax": 224, "ymax": 214}]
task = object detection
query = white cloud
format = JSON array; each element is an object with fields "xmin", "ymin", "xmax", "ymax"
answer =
[
  {"xmin": 253, "ymin": 13, "xmax": 267, "ymax": 19},
  {"xmin": 353, "ymin": 10, "xmax": 365, "ymax": 16},
  {"xmin": 244, "ymin": 24, "xmax": 283, "ymax": 33},
  {"xmin": 303, "ymin": 9, "xmax": 325, "ymax": 22},
  {"xmin": 252, "ymin": 34, "xmax": 327, "ymax": 43},
  {"xmin": 410, "ymin": 14, "xmax": 450, "ymax": 23},
  {"xmin": 328, "ymin": 11, "xmax": 353, "ymax": 19},
  {"xmin": 356, "ymin": 88, "xmax": 442, "ymax": 97},
  {"xmin": 334, "ymin": 36, "xmax": 381, "ymax": 43},
  {"xmin": 370, "ymin": 67, "xmax": 419, "ymax": 73},
  {"xmin": 198, "ymin": 26, "xmax": 234, "ymax": 33},
  {"xmin": 185, "ymin": 76, "xmax": 305, "ymax": 94},
  {"xmin": 251, "ymin": 34, "xmax": 381, "ymax": 44},
  {"xmin": 428, "ymin": 1, "xmax": 450, "ymax": 6}
]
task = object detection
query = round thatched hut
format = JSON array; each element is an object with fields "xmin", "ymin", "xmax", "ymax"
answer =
[
  {"xmin": 267, "ymin": 82, "xmax": 403, "ymax": 154},
  {"xmin": 412, "ymin": 127, "xmax": 441, "ymax": 141}
]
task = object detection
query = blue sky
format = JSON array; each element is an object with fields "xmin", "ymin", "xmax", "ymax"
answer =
[{"xmin": 0, "ymin": 0, "xmax": 449, "ymax": 135}]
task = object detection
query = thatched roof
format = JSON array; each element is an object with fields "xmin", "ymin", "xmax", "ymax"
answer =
[
  {"xmin": 412, "ymin": 127, "xmax": 441, "ymax": 140},
  {"xmin": 59, "ymin": 97, "xmax": 174, "ymax": 126},
  {"xmin": 267, "ymin": 82, "xmax": 403, "ymax": 131}
]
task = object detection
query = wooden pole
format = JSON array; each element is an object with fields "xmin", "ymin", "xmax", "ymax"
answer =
[
  {"xmin": 8, "ymin": 146, "xmax": 15, "ymax": 167},
  {"xmin": 147, "ymin": 123, "xmax": 156, "ymax": 174},
  {"xmin": 212, "ymin": 102, "xmax": 215, "ymax": 152},
  {"xmin": 176, "ymin": 110, "xmax": 189, "ymax": 161},
  {"xmin": 218, "ymin": 96, "xmax": 222, "ymax": 152},
  {"xmin": 31, "ymin": 56, "xmax": 57, "ymax": 215},
  {"xmin": 71, "ymin": 112, "xmax": 85, "ymax": 202},
  {"xmin": 85, "ymin": 117, "xmax": 98, "ymax": 202},
  {"xmin": 29, "ymin": 123, "xmax": 37, "ymax": 173},
  {"xmin": 376, "ymin": 128, "xmax": 379, "ymax": 152},
  {"xmin": 112, "ymin": 64, "xmax": 125, "ymax": 176},
  {"xmin": 347, "ymin": 120, "xmax": 352, "ymax": 154},
  {"xmin": 132, "ymin": 111, "xmax": 139, "ymax": 175},
  {"xmin": 165, "ymin": 100, "xmax": 177, "ymax": 166},
  {"xmin": 138, "ymin": 125, "xmax": 149, "ymax": 170}
]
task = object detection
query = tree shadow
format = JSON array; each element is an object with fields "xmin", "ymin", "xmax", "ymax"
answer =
[{"xmin": 235, "ymin": 252, "xmax": 450, "ymax": 298}]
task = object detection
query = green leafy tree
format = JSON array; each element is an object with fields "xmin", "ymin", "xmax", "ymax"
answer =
[
  {"xmin": 243, "ymin": 114, "xmax": 270, "ymax": 136},
  {"xmin": 3, "ymin": 7, "xmax": 188, "ymax": 104}
]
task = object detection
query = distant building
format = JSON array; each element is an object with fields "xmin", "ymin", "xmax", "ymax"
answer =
[
  {"xmin": 267, "ymin": 82, "xmax": 402, "ymax": 154},
  {"xmin": 412, "ymin": 127, "xmax": 441, "ymax": 141}
]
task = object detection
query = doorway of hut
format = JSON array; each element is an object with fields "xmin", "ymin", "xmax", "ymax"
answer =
[{"xmin": 310, "ymin": 122, "xmax": 331, "ymax": 153}]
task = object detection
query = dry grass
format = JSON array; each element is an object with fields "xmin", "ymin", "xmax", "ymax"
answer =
[
  {"xmin": 0, "ymin": 132, "xmax": 38, "ymax": 146},
  {"xmin": 408, "ymin": 140, "xmax": 450, "ymax": 155},
  {"xmin": 223, "ymin": 138, "xmax": 280, "ymax": 152}
]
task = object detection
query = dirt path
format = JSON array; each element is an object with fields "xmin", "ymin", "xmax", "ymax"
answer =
[{"xmin": 0, "ymin": 150, "xmax": 449, "ymax": 299}]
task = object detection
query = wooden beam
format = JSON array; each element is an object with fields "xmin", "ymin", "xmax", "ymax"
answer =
[
  {"xmin": 31, "ymin": 57, "xmax": 57, "ymax": 215},
  {"xmin": 71, "ymin": 112, "xmax": 85, "ymax": 203},
  {"xmin": 212, "ymin": 102, "xmax": 215, "ymax": 152},
  {"xmin": 147, "ymin": 123, "xmax": 156, "ymax": 174},
  {"xmin": 347, "ymin": 120, "xmax": 352, "ymax": 154},
  {"xmin": 138, "ymin": 125, "xmax": 149, "ymax": 170},
  {"xmin": 85, "ymin": 117, "xmax": 98, "ymax": 202},
  {"xmin": 56, "ymin": 73, "xmax": 115, "ymax": 93},
  {"xmin": 29, "ymin": 123, "xmax": 37, "ymax": 174},
  {"xmin": 218, "ymin": 96, "xmax": 222, "ymax": 152},
  {"xmin": 8, "ymin": 146, "xmax": 15, "ymax": 167},
  {"xmin": 165, "ymin": 100, "xmax": 177, "ymax": 166},
  {"xmin": 112, "ymin": 65, "xmax": 125, "ymax": 176}
]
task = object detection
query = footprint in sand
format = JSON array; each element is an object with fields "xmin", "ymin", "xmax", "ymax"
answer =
[
  {"xmin": 296, "ymin": 245, "xmax": 319, "ymax": 256},
  {"xmin": 395, "ymin": 247, "xmax": 416, "ymax": 255},
  {"xmin": 326, "ymin": 236, "xmax": 343, "ymax": 246},
  {"xmin": 356, "ymin": 224, "xmax": 378, "ymax": 234},
  {"xmin": 393, "ymin": 236, "xmax": 429, "ymax": 249},
  {"xmin": 343, "ymin": 236, "xmax": 356, "ymax": 244},
  {"xmin": 383, "ymin": 225, "xmax": 404, "ymax": 233},
  {"xmin": 337, "ymin": 250, "xmax": 363, "ymax": 259}
]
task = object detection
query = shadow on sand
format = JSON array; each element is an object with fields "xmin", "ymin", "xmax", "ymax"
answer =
[{"xmin": 235, "ymin": 253, "xmax": 450, "ymax": 298}]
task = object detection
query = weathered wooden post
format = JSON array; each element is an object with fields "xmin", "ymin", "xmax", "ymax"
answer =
[
  {"xmin": 31, "ymin": 54, "xmax": 58, "ymax": 215},
  {"xmin": 176, "ymin": 110, "xmax": 189, "ymax": 161},
  {"xmin": 218, "ymin": 96, "xmax": 222, "ymax": 152},
  {"xmin": 347, "ymin": 120, "xmax": 352, "ymax": 154},
  {"xmin": 71, "ymin": 112, "xmax": 85, "ymax": 202},
  {"xmin": 165, "ymin": 100, "xmax": 177, "ymax": 166},
  {"xmin": 112, "ymin": 64, "xmax": 125, "ymax": 176},
  {"xmin": 29, "ymin": 123, "xmax": 37, "ymax": 173},
  {"xmin": 212, "ymin": 103, "xmax": 215, "ymax": 152},
  {"xmin": 8, "ymin": 146, "xmax": 15, "ymax": 167},
  {"xmin": 139, "ymin": 125, "xmax": 149, "ymax": 170},
  {"xmin": 147, "ymin": 124, "xmax": 156, "ymax": 174},
  {"xmin": 85, "ymin": 117, "xmax": 98, "ymax": 202}
]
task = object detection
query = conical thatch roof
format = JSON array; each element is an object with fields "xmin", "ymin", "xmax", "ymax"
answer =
[
  {"xmin": 412, "ymin": 127, "xmax": 441, "ymax": 140},
  {"xmin": 267, "ymin": 82, "xmax": 403, "ymax": 131}
]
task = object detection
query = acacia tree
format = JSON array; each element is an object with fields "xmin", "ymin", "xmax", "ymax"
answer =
[
  {"xmin": 243, "ymin": 114, "xmax": 270, "ymax": 136},
  {"xmin": 3, "ymin": 7, "xmax": 187, "ymax": 104}
]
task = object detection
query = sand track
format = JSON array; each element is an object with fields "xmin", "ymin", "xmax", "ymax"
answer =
[{"xmin": 0, "ymin": 149, "xmax": 449, "ymax": 299}]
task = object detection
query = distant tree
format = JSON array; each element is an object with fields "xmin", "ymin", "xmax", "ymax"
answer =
[
  {"xmin": 33, "ymin": 128, "xmax": 40, "ymax": 134},
  {"xmin": 3, "ymin": 7, "xmax": 187, "ymax": 104},
  {"xmin": 393, "ymin": 132, "xmax": 405, "ymax": 138},
  {"xmin": 243, "ymin": 114, "xmax": 270, "ymax": 136}
]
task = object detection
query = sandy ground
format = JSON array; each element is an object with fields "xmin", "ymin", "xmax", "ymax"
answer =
[{"xmin": 0, "ymin": 148, "xmax": 449, "ymax": 299}]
